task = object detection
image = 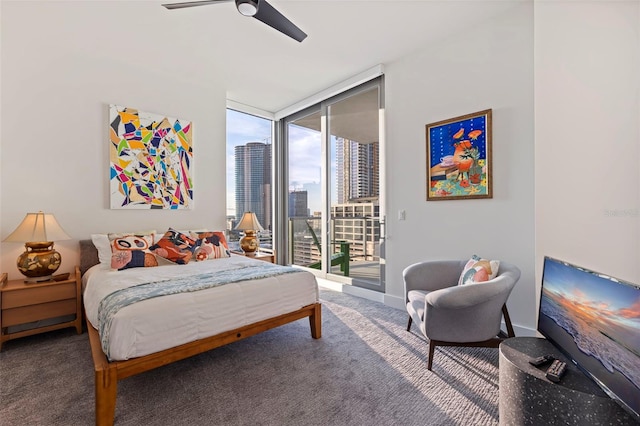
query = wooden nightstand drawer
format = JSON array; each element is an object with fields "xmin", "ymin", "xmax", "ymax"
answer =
[
  {"xmin": 2, "ymin": 282, "xmax": 76, "ymax": 309},
  {"xmin": 1, "ymin": 267, "xmax": 83, "ymax": 351},
  {"xmin": 2, "ymin": 299, "xmax": 77, "ymax": 327}
]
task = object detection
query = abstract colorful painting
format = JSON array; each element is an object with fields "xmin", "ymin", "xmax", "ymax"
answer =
[
  {"xmin": 426, "ymin": 109, "xmax": 492, "ymax": 201},
  {"xmin": 109, "ymin": 105, "xmax": 193, "ymax": 209}
]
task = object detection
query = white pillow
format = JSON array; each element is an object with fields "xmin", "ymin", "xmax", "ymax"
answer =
[{"xmin": 90, "ymin": 234, "xmax": 112, "ymax": 266}]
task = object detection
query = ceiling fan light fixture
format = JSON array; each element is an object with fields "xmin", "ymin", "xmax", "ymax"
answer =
[{"xmin": 236, "ymin": 0, "xmax": 259, "ymax": 16}]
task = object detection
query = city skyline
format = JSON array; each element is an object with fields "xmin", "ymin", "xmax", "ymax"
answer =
[
  {"xmin": 227, "ymin": 110, "xmax": 377, "ymax": 218},
  {"xmin": 227, "ymin": 110, "xmax": 326, "ymax": 216}
]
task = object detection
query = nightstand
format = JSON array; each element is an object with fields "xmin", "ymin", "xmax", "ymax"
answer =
[
  {"xmin": 231, "ymin": 250, "xmax": 275, "ymax": 264},
  {"xmin": 0, "ymin": 266, "xmax": 82, "ymax": 351}
]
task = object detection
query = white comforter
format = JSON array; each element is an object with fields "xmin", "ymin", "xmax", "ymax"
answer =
[{"xmin": 83, "ymin": 255, "xmax": 319, "ymax": 361}]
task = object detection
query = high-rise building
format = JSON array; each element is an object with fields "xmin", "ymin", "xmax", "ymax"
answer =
[
  {"xmin": 336, "ymin": 138, "xmax": 379, "ymax": 203},
  {"xmin": 289, "ymin": 190, "xmax": 308, "ymax": 217},
  {"xmin": 235, "ymin": 142, "xmax": 271, "ymax": 230}
]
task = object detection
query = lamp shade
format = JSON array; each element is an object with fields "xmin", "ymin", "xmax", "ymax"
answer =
[
  {"xmin": 3, "ymin": 212, "xmax": 71, "ymax": 243},
  {"xmin": 234, "ymin": 212, "xmax": 264, "ymax": 232}
]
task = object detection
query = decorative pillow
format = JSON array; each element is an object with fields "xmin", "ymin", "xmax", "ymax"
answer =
[
  {"xmin": 149, "ymin": 228, "xmax": 197, "ymax": 264},
  {"xmin": 109, "ymin": 232, "xmax": 158, "ymax": 270},
  {"xmin": 91, "ymin": 233, "xmax": 112, "ymax": 266},
  {"xmin": 458, "ymin": 255, "xmax": 500, "ymax": 285},
  {"xmin": 190, "ymin": 231, "xmax": 231, "ymax": 261}
]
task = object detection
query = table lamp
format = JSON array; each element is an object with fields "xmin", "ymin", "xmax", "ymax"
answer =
[
  {"xmin": 234, "ymin": 211, "xmax": 264, "ymax": 254},
  {"xmin": 3, "ymin": 211, "xmax": 71, "ymax": 282}
]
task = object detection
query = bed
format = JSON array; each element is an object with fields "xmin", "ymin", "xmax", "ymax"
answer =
[{"xmin": 79, "ymin": 239, "xmax": 321, "ymax": 426}]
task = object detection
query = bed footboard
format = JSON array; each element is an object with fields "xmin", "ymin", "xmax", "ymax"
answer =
[{"xmin": 88, "ymin": 302, "xmax": 321, "ymax": 426}]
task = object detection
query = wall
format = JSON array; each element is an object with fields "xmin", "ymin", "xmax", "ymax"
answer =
[
  {"xmin": 535, "ymin": 3, "xmax": 640, "ymax": 291},
  {"xmin": 383, "ymin": 3, "xmax": 537, "ymax": 333},
  {"xmin": 0, "ymin": 2, "xmax": 227, "ymax": 279}
]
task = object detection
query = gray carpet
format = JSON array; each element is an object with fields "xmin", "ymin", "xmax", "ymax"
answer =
[{"xmin": 0, "ymin": 289, "xmax": 500, "ymax": 426}]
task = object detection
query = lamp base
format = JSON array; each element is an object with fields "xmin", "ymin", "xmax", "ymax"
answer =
[
  {"xmin": 17, "ymin": 241, "xmax": 62, "ymax": 283},
  {"xmin": 239, "ymin": 230, "xmax": 259, "ymax": 254}
]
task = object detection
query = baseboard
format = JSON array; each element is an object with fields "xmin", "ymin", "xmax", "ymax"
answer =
[
  {"xmin": 317, "ymin": 279, "xmax": 386, "ymax": 304},
  {"xmin": 503, "ymin": 323, "xmax": 537, "ymax": 337},
  {"xmin": 318, "ymin": 279, "xmax": 405, "ymax": 311},
  {"xmin": 511, "ymin": 324, "xmax": 538, "ymax": 337},
  {"xmin": 383, "ymin": 293, "xmax": 405, "ymax": 310},
  {"xmin": 318, "ymin": 279, "xmax": 537, "ymax": 337}
]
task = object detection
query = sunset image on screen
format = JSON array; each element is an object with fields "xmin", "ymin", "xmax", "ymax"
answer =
[{"xmin": 540, "ymin": 259, "xmax": 640, "ymax": 394}]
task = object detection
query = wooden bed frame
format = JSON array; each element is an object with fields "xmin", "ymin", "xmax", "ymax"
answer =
[{"xmin": 79, "ymin": 240, "xmax": 321, "ymax": 426}]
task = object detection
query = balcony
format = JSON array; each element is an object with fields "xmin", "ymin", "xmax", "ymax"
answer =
[{"xmin": 289, "ymin": 216, "xmax": 380, "ymax": 285}]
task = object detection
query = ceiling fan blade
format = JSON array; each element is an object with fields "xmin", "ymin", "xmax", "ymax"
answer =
[
  {"xmin": 254, "ymin": 0, "xmax": 307, "ymax": 42},
  {"xmin": 162, "ymin": 0, "xmax": 232, "ymax": 10}
]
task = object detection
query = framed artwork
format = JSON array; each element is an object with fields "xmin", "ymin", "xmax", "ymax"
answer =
[
  {"xmin": 426, "ymin": 109, "xmax": 492, "ymax": 201},
  {"xmin": 109, "ymin": 105, "xmax": 193, "ymax": 209}
]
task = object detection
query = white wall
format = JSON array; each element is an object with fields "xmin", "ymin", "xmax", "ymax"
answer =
[
  {"xmin": 534, "ymin": 2, "xmax": 640, "ymax": 296},
  {"xmin": 0, "ymin": 2, "xmax": 227, "ymax": 278},
  {"xmin": 384, "ymin": 3, "xmax": 537, "ymax": 333}
]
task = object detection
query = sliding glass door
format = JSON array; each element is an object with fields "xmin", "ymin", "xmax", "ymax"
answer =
[
  {"xmin": 283, "ymin": 78, "xmax": 384, "ymax": 292},
  {"xmin": 286, "ymin": 107, "xmax": 323, "ymax": 270}
]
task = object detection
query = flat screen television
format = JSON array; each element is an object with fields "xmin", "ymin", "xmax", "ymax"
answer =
[{"xmin": 538, "ymin": 256, "xmax": 640, "ymax": 421}]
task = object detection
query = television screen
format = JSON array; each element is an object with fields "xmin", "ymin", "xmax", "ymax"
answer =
[{"xmin": 538, "ymin": 256, "xmax": 640, "ymax": 420}]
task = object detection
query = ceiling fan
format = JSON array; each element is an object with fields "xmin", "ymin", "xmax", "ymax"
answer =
[{"xmin": 162, "ymin": 0, "xmax": 307, "ymax": 42}]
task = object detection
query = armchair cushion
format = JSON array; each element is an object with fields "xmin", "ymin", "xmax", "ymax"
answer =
[
  {"xmin": 458, "ymin": 255, "xmax": 500, "ymax": 285},
  {"xmin": 424, "ymin": 282, "xmax": 512, "ymax": 342},
  {"xmin": 407, "ymin": 290, "xmax": 429, "ymax": 322}
]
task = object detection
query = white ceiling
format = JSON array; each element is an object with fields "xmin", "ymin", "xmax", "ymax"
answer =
[
  {"xmin": 151, "ymin": 0, "xmax": 522, "ymax": 113},
  {"xmin": 20, "ymin": 1, "xmax": 520, "ymax": 114}
]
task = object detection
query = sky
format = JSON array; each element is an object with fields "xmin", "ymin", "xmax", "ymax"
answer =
[
  {"xmin": 542, "ymin": 257, "xmax": 640, "ymax": 330},
  {"xmin": 226, "ymin": 109, "xmax": 271, "ymax": 216},
  {"xmin": 226, "ymin": 109, "xmax": 325, "ymax": 216}
]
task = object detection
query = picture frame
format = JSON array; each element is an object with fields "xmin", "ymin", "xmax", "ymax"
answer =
[
  {"xmin": 426, "ymin": 109, "xmax": 492, "ymax": 201},
  {"xmin": 109, "ymin": 104, "xmax": 194, "ymax": 209}
]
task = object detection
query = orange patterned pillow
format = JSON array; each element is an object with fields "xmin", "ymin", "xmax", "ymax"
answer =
[
  {"xmin": 191, "ymin": 231, "xmax": 230, "ymax": 261},
  {"xmin": 150, "ymin": 228, "xmax": 197, "ymax": 265}
]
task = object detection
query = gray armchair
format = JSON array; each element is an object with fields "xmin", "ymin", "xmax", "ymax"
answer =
[{"xmin": 404, "ymin": 260, "xmax": 520, "ymax": 370}]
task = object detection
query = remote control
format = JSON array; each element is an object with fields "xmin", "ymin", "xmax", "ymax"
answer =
[
  {"xmin": 545, "ymin": 359, "xmax": 567, "ymax": 382},
  {"xmin": 529, "ymin": 354, "xmax": 554, "ymax": 367}
]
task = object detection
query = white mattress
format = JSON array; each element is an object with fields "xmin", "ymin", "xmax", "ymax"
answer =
[{"xmin": 83, "ymin": 255, "xmax": 319, "ymax": 361}]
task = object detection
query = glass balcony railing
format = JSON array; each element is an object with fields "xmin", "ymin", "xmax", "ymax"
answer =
[{"xmin": 288, "ymin": 216, "xmax": 380, "ymax": 277}]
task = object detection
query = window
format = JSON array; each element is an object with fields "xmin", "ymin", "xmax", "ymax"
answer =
[{"xmin": 226, "ymin": 109, "xmax": 273, "ymax": 251}]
